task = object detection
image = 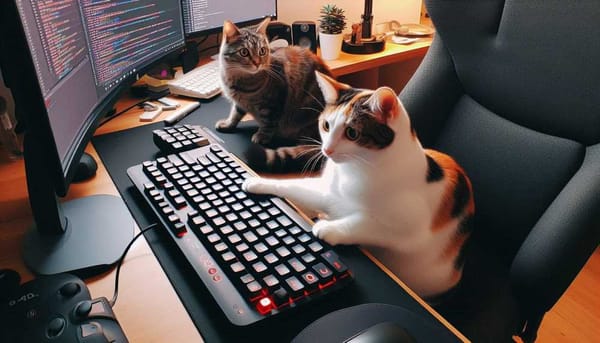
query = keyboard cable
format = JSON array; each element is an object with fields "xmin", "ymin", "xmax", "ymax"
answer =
[{"xmin": 109, "ymin": 223, "xmax": 159, "ymax": 307}]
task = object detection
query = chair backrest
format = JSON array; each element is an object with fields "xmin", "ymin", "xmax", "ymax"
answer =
[{"xmin": 401, "ymin": 0, "xmax": 600, "ymax": 319}]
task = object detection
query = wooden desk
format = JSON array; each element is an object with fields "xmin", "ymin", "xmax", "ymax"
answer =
[
  {"xmin": 0, "ymin": 38, "xmax": 467, "ymax": 343},
  {"xmin": 327, "ymin": 38, "xmax": 431, "ymax": 77},
  {"xmin": 326, "ymin": 37, "xmax": 432, "ymax": 92}
]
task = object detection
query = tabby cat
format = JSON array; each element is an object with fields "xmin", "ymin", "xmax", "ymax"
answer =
[
  {"xmin": 216, "ymin": 18, "xmax": 332, "ymax": 172},
  {"xmin": 243, "ymin": 72, "xmax": 475, "ymax": 299}
]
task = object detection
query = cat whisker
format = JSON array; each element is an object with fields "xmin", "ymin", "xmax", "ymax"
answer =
[
  {"xmin": 296, "ymin": 146, "xmax": 321, "ymax": 159},
  {"xmin": 312, "ymin": 153, "xmax": 327, "ymax": 173},
  {"xmin": 300, "ymin": 155, "xmax": 314, "ymax": 174},
  {"xmin": 313, "ymin": 153, "xmax": 327, "ymax": 171},
  {"xmin": 301, "ymin": 89, "xmax": 325, "ymax": 111},
  {"xmin": 299, "ymin": 136, "xmax": 322, "ymax": 145},
  {"xmin": 301, "ymin": 151, "xmax": 324, "ymax": 175},
  {"xmin": 299, "ymin": 106, "xmax": 323, "ymax": 114}
]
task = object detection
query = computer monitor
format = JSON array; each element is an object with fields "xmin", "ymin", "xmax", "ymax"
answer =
[
  {"xmin": 181, "ymin": 0, "xmax": 277, "ymax": 36},
  {"xmin": 0, "ymin": 0, "xmax": 185, "ymax": 276}
]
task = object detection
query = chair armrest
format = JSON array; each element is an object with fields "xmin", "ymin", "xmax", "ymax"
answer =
[
  {"xmin": 511, "ymin": 143, "xmax": 600, "ymax": 315},
  {"xmin": 399, "ymin": 36, "xmax": 464, "ymax": 148}
]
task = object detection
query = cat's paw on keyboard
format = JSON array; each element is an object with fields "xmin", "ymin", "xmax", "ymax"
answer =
[
  {"xmin": 312, "ymin": 219, "xmax": 350, "ymax": 246},
  {"xmin": 241, "ymin": 177, "xmax": 267, "ymax": 194}
]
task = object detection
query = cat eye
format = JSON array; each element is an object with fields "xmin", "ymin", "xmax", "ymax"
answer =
[
  {"xmin": 239, "ymin": 48, "xmax": 250, "ymax": 57},
  {"xmin": 322, "ymin": 120, "xmax": 330, "ymax": 132},
  {"xmin": 345, "ymin": 127, "xmax": 359, "ymax": 141},
  {"xmin": 258, "ymin": 47, "xmax": 267, "ymax": 56}
]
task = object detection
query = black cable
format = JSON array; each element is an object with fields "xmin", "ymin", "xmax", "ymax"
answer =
[
  {"xmin": 198, "ymin": 44, "xmax": 220, "ymax": 55},
  {"xmin": 196, "ymin": 33, "xmax": 222, "ymax": 56},
  {"xmin": 193, "ymin": 35, "xmax": 210, "ymax": 47},
  {"xmin": 98, "ymin": 98, "xmax": 149, "ymax": 127},
  {"xmin": 109, "ymin": 223, "xmax": 159, "ymax": 307}
]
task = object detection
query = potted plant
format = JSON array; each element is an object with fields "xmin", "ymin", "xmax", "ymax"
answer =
[{"xmin": 318, "ymin": 4, "xmax": 347, "ymax": 60}]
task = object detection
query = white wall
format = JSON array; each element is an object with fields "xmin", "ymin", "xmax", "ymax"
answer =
[{"xmin": 277, "ymin": 0, "xmax": 422, "ymax": 33}]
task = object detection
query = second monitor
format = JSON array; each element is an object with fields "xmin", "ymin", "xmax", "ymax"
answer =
[{"xmin": 181, "ymin": 0, "xmax": 277, "ymax": 37}]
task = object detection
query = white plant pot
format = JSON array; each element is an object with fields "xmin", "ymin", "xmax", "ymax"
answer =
[{"xmin": 319, "ymin": 32, "xmax": 344, "ymax": 60}]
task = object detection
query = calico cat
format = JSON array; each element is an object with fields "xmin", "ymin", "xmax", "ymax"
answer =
[
  {"xmin": 242, "ymin": 72, "xmax": 475, "ymax": 299},
  {"xmin": 216, "ymin": 18, "xmax": 332, "ymax": 172}
]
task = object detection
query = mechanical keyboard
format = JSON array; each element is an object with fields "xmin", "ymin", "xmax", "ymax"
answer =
[
  {"xmin": 127, "ymin": 130, "xmax": 353, "ymax": 326},
  {"xmin": 167, "ymin": 60, "xmax": 221, "ymax": 99}
]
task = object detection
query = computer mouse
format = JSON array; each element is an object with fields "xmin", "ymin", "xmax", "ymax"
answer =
[
  {"xmin": 73, "ymin": 152, "xmax": 98, "ymax": 182},
  {"xmin": 345, "ymin": 321, "xmax": 416, "ymax": 343},
  {"xmin": 291, "ymin": 303, "xmax": 458, "ymax": 343}
]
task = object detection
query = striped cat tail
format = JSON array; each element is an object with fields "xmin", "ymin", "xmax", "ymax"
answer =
[{"xmin": 244, "ymin": 144, "xmax": 324, "ymax": 173}]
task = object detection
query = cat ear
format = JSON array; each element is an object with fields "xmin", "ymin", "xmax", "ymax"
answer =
[
  {"xmin": 315, "ymin": 71, "xmax": 350, "ymax": 104},
  {"xmin": 367, "ymin": 87, "xmax": 400, "ymax": 122},
  {"xmin": 223, "ymin": 20, "xmax": 241, "ymax": 42},
  {"xmin": 256, "ymin": 17, "xmax": 271, "ymax": 35}
]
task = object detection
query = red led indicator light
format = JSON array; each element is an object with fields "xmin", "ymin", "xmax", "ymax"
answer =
[{"xmin": 256, "ymin": 297, "xmax": 274, "ymax": 315}]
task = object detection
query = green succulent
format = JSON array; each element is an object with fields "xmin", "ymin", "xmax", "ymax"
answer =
[{"xmin": 319, "ymin": 4, "xmax": 347, "ymax": 34}]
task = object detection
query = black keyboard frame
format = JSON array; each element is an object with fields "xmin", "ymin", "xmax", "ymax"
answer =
[{"xmin": 127, "ymin": 142, "xmax": 352, "ymax": 326}]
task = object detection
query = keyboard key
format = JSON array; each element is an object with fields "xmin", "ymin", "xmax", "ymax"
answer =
[
  {"xmin": 288, "ymin": 257, "xmax": 306, "ymax": 273},
  {"xmin": 274, "ymin": 264, "xmax": 291, "ymax": 277},
  {"xmin": 272, "ymin": 287, "xmax": 290, "ymax": 307},
  {"xmin": 301, "ymin": 271, "xmax": 319, "ymax": 289},
  {"xmin": 285, "ymin": 276, "xmax": 305, "ymax": 297},
  {"xmin": 263, "ymin": 274, "xmax": 280, "ymax": 289},
  {"xmin": 243, "ymin": 251, "xmax": 258, "ymax": 262},
  {"xmin": 276, "ymin": 246, "xmax": 291, "ymax": 258},
  {"xmin": 308, "ymin": 241, "xmax": 323, "ymax": 252},
  {"xmin": 246, "ymin": 281, "xmax": 263, "ymax": 299},
  {"xmin": 322, "ymin": 250, "xmax": 348, "ymax": 274},
  {"xmin": 240, "ymin": 274, "xmax": 255, "ymax": 284},
  {"xmin": 313, "ymin": 262, "xmax": 333, "ymax": 283},
  {"xmin": 264, "ymin": 253, "xmax": 279, "ymax": 265},
  {"xmin": 252, "ymin": 261, "xmax": 268, "ymax": 274},
  {"xmin": 230, "ymin": 262, "xmax": 245, "ymax": 273},
  {"xmin": 256, "ymin": 297, "xmax": 274, "ymax": 315}
]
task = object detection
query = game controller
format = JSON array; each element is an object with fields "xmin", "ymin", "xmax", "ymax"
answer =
[{"xmin": 1, "ymin": 271, "xmax": 128, "ymax": 343}]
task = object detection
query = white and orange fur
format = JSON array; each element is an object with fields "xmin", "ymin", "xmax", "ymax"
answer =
[{"xmin": 242, "ymin": 72, "xmax": 474, "ymax": 299}]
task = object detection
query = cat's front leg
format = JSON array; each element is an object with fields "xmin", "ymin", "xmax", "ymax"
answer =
[
  {"xmin": 216, "ymin": 105, "xmax": 245, "ymax": 132},
  {"xmin": 312, "ymin": 214, "xmax": 365, "ymax": 246},
  {"xmin": 243, "ymin": 177, "xmax": 325, "ymax": 215},
  {"xmin": 251, "ymin": 128, "xmax": 275, "ymax": 145},
  {"xmin": 251, "ymin": 122, "xmax": 276, "ymax": 146}
]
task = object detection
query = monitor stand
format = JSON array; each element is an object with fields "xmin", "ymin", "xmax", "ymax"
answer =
[
  {"xmin": 22, "ymin": 194, "xmax": 134, "ymax": 277},
  {"xmin": 21, "ymin": 135, "xmax": 134, "ymax": 277}
]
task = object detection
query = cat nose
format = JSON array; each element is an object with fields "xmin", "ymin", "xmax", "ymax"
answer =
[{"xmin": 323, "ymin": 148, "xmax": 334, "ymax": 156}]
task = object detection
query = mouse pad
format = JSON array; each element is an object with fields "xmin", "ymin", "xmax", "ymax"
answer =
[{"xmin": 91, "ymin": 96, "xmax": 461, "ymax": 343}]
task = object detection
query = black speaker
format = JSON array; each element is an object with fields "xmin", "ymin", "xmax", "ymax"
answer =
[
  {"xmin": 267, "ymin": 21, "xmax": 292, "ymax": 45},
  {"xmin": 179, "ymin": 41, "xmax": 199, "ymax": 74},
  {"xmin": 292, "ymin": 21, "xmax": 317, "ymax": 53}
]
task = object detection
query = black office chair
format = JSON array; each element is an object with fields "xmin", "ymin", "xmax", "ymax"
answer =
[{"xmin": 399, "ymin": 1, "xmax": 600, "ymax": 341}]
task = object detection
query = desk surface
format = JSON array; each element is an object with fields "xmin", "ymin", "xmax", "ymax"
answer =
[
  {"xmin": 0, "ymin": 36, "xmax": 468, "ymax": 343},
  {"xmin": 327, "ymin": 38, "xmax": 432, "ymax": 77}
]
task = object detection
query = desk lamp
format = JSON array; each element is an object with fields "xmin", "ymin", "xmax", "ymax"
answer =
[{"xmin": 342, "ymin": 0, "xmax": 385, "ymax": 54}]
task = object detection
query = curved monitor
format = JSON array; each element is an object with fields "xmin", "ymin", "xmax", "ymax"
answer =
[{"xmin": 0, "ymin": 0, "xmax": 185, "ymax": 276}]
